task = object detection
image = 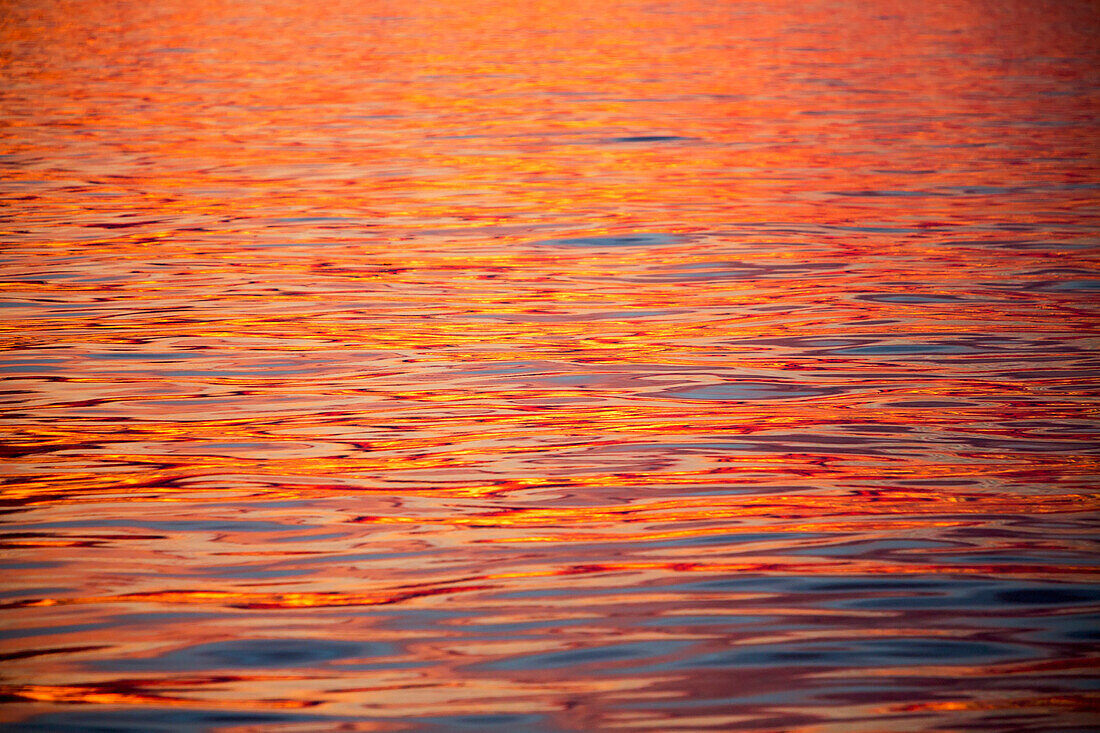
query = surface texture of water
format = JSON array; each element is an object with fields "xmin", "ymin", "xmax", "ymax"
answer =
[{"xmin": 1, "ymin": 0, "xmax": 1099, "ymax": 730}]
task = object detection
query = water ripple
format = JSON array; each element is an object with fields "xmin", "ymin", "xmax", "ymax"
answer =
[{"xmin": 1, "ymin": 0, "xmax": 1098, "ymax": 730}]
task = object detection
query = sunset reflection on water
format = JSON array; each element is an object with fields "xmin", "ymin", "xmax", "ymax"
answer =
[{"xmin": 1, "ymin": 0, "xmax": 1099, "ymax": 731}]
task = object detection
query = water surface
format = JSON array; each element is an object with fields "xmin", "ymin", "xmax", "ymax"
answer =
[{"xmin": 1, "ymin": 0, "xmax": 1098, "ymax": 731}]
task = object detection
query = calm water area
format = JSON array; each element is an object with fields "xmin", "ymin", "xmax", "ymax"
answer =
[{"xmin": 1, "ymin": 0, "xmax": 1099, "ymax": 730}]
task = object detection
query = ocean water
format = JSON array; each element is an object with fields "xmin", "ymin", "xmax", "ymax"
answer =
[{"xmin": 1, "ymin": 0, "xmax": 1098, "ymax": 731}]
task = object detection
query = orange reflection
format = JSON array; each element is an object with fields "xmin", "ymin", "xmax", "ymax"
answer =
[{"xmin": 2, "ymin": 0, "xmax": 1099, "ymax": 730}]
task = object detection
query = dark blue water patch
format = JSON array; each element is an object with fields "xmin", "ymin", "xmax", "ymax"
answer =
[
  {"xmin": 639, "ymin": 615, "xmax": 774, "ymax": 627},
  {"xmin": 467, "ymin": 308, "xmax": 681, "ymax": 322},
  {"xmin": 647, "ymin": 260, "xmax": 839, "ymax": 282},
  {"xmin": 7, "ymin": 708, "xmax": 342, "ymax": 733},
  {"xmin": 85, "ymin": 219, "xmax": 163, "ymax": 230},
  {"xmin": 366, "ymin": 608, "xmax": 470, "ymax": 631},
  {"xmin": 413, "ymin": 713, "xmax": 558, "ymax": 732},
  {"xmin": 189, "ymin": 566, "xmax": 311, "ymax": 580},
  {"xmin": 436, "ymin": 616, "xmax": 600, "ymax": 634},
  {"xmin": 195, "ymin": 497, "xmax": 329, "ymax": 510},
  {"xmin": 737, "ymin": 336, "xmax": 876, "ymax": 350},
  {"xmin": 11, "ymin": 309, "xmax": 106, "ymax": 318},
  {"xmin": 0, "ymin": 586, "xmax": 71, "ymax": 601},
  {"xmin": 835, "ymin": 581, "xmax": 1100, "ymax": 612},
  {"xmin": 538, "ymin": 373, "xmax": 630, "ymax": 387},
  {"xmin": 602, "ymin": 135, "xmax": 696, "ymax": 143},
  {"xmin": 1026, "ymin": 615, "xmax": 1100, "ymax": 644},
  {"xmin": 656, "ymin": 382, "xmax": 845, "ymax": 401},
  {"xmin": 159, "ymin": 366, "xmax": 321, "ymax": 377},
  {"xmin": 944, "ymin": 238, "xmax": 1038, "ymax": 246},
  {"xmin": 678, "ymin": 575, "xmax": 1100, "ymax": 612},
  {"xmin": 732, "ymin": 432, "xmax": 911, "ymax": 449},
  {"xmin": 989, "ymin": 277, "xmax": 1100, "ymax": 292},
  {"xmin": 684, "ymin": 574, "xmax": 918, "ymax": 596},
  {"xmin": 833, "ymin": 343, "xmax": 972, "ymax": 355},
  {"xmin": 937, "ymin": 553, "xmax": 1100, "ymax": 567},
  {"xmin": 991, "ymin": 587, "xmax": 1100, "ymax": 606},
  {"xmin": 1011, "ymin": 240, "xmax": 1099, "ymax": 251},
  {"xmin": 0, "ymin": 358, "xmax": 68, "ymax": 368},
  {"xmin": 0, "ymin": 612, "xmax": 226, "ymax": 641},
  {"xmin": 95, "ymin": 638, "xmax": 393, "ymax": 672},
  {"xmin": 448, "ymin": 360, "xmax": 554, "ymax": 377},
  {"xmin": 528, "ymin": 232, "xmax": 683, "ymax": 248},
  {"xmin": 594, "ymin": 308, "xmax": 682, "ymax": 320},
  {"xmin": 269, "ymin": 531, "xmax": 350, "ymax": 543},
  {"xmin": 444, "ymin": 714, "xmax": 543, "ymax": 728},
  {"xmin": 631, "ymin": 531, "xmax": 820, "ymax": 549},
  {"xmin": 844, "ymin": 424, "xmax": 918, "ymax": 434},
  {"xmin": 477, "ymin": 640, "xmax": 692, "ymax": 671},
  {"xmin": 328, "ymin": 660, "xmax": 426, "ymax": 672},
  {"xmin": 670, "ymin": 638, "xmax": 1030, "ymax": 670},
  {"xmin": 944, "ymin": 185, "xmax": 1027, "ymax": 195},
  {"xmin": 829, "ymin": 189, "xmax": 947, "ymax": 198},
  {"xmin": 1035, "ymin": 279, "xmax": 1100, "ymax": 292},
  {"xmin": 858, "ymin": 293, "xmax": 965, "ymax": 303},
  {"xmin": 0, "ymin": 562, "xmax": 61, "ymax": 570},
  {"xmin": 269, "ymin": 216, "xmax": 356, "ymax": 223},
  {"xmin": 0, "ymin": 622, "xmax": 110, "ymax": 641},
  {"xmin": 786, "ymin": 539, "xmax": 954, "ymax": 557},
  {"xmin": 618, "ymin": 684, "xmax": 912, "ymax": 709}
]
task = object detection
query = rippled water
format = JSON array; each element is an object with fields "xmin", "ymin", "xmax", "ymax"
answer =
[{"xmin": 2, "ymin": 0, "xmax": 1099, "ymax": 730}]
